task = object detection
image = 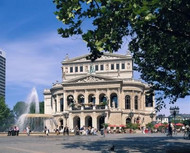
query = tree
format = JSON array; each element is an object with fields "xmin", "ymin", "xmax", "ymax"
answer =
[
  {"xmin": 13, "ymin": 101, "xmax": 44, "ymax": 117},
  {"xmin": 0, "ymin": 97, "xmax": 15, "ymax": 131},
  {"xmin": 53, "ymin": 0, "xmax": 190, "ymax": 109},
  {"xmin": 13, "ymin": 101, "xmax": 27, "ymax": 119},
  {"xmin": 39, "ymin": 101, "xmax": 44, "ymax": 114}
]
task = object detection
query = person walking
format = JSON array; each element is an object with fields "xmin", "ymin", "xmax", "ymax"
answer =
[
  {"xmin": 16, "ymin": 126, "xmax": 19, "ymax": 136},
  {"xmin": 26, "ymin": 126, "xmax": 30, "ymax": 136},
  {"xmin": 167, "ymin": 122, "xmax": 173, "ymax": 137}
]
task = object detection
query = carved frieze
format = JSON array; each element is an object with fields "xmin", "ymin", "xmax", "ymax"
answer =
[{"xmin": 77, "ymin": 76, "xmax": 104, "ymax": 83}]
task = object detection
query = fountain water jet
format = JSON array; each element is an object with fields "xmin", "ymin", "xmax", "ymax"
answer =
[{"xmin": 16, "ymin": 87, "xmax": 54, "ymax": 132}]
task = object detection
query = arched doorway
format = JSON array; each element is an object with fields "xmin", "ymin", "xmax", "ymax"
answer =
[
  {"xmin": 110, "ymin": 93, "xmax": 118, "ymax": 108},
  {"xmin": 73, "ymin": 116, "xmax": 80, "ymax": 129},
  {"xmin": 85, "ymin": 116, "xmax": 92, "ymax": 127},
  {"xmin": 126, "ymin": 118, "xmax": 131, "ymax": 124},
  {"xmin": 97, "ymin": 116, "xmax": 105, "ymax": 130}
]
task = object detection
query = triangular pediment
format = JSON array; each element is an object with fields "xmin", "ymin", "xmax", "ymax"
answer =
[
  {"xmin": 62, "ymin": 53, "xmax": 131, "ymax": 64},
  {"xmin": 63, "ymin": 74, "xmax": 121, "ymax": 84}
]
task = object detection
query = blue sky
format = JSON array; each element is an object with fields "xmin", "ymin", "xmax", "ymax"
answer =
[{"xmin": 0, "ymin": 0, "xmax": 189, "ymax": 115}]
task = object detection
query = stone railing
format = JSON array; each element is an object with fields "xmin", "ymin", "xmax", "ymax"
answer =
[{"xmin": 70, "ymin": 105, "xmax": 108, "ymax": 111}]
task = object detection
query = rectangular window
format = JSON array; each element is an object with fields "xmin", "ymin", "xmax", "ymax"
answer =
[
  {"xmin": 95, "ymin": 65, "xmax": 98, "ymax": 71},
  {"xmin": 122, "ymin": 63, "xmax": 125, "ymax": 69},
  {"xmin": 116, "ymin": 64, "xmax": 119, "ymax": 70},
  {"xmin": 145, "ymin": 95, "xmax": 153, "ymax": 107},
  {"xmin": 75, "ymin": 67, "xmax": 78, "ymax": 72},
  {"xmin": 70, "ymin": 67, "xmax": 73, "ymax": 73},
  {"xmin": 80, "ymin": 66, "xmax": 83, "ymax": 72},
  {"xmin": 111, "ymin": 64, "xmax": 114, "ymax": 70},
  {"xmin": 100, "ymin": 65, "xmax": 104, "ymax": 71}
]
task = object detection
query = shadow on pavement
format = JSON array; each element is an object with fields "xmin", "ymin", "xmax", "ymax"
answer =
[{"xmin": 60, "ymin": 135, "xmax": 190, "ymax": 153}]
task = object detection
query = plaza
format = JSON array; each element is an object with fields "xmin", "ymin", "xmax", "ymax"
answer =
[{"xmin": 0, "ymin": 133, "xmax": 189, "ymax": 153}]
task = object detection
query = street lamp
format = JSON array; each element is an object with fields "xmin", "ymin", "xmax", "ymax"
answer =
[
  {"xmin": 63, "ymin": 113, "xmax": 69, "ymax": 127},
  {"xmin": 129, "ymin": 110, "xmax": 134, "ymax": 122},
  {"xmin": 170, "ymin": 106, "xmax": 179, "ymax": 130},
  {"xmin": 101, "ymin": 112, "xmax": 107, "ymax": 137}
]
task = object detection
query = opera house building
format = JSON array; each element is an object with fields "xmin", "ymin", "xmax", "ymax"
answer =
[{"xmin": 44, "ymin": 52, "xmax": 155, "ymax": 130}]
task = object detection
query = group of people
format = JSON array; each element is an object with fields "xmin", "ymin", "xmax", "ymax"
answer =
[
  {"xmin": 74, "ymin": 125, "xmax": 97, "ymax": 135},
  {"xmin": 167, "ymin": 122, "xmax": 190, "ymax": 137},
  {"xmin": 8, "ymin": 126, "xmax": 19, "ymax": 136},
  {"xmin": 54, "ymin": 125, "xmax": 69, "ymax": 136}
]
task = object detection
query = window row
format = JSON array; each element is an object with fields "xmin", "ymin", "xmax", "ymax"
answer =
[
  {"xmin": 52, "ymin": 93, "xmax": 153, "ymax": 112},
  {"xmin": 68, "ymin": 63, "xmax": 129, "ymax": 73}
]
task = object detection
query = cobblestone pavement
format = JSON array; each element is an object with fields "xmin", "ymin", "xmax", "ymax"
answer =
[{"xmin": 0, "ymin": 133, "xmax": 189, "ymax": 153}]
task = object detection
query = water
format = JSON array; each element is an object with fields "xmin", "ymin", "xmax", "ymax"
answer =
[
  {"xmin": 16, "ymin": 87, "xmax": 54, "ymax": 132},
  {"xmin": 25, "ymin": 87, "xmax": 39, "ymax": 114}
]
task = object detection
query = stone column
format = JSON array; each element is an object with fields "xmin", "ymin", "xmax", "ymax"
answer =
[
  {"xmin": 84, "ymin": 90, "xmax": 88, "ymax": 104},
  {"xmin": 96, "ymin": 89, "xmax": 99, "ymax": 105},
  {"xmin": 73, "ymin": 90, "xmax": 77, "ymax": 104},
  {"xmin": 131, "ymin": 91, "xmax": 134, "ymax": 110},
  {"xmin": 57, "ymin": 95, "xmax": 60, "ymax": 113},
  {"xmin": 80, "ymin": 113, "xmax": 85, "ymax": 127},
  {"xmin": 92, "ymin": 112, "xmax": 97, "ymax": 128},
  {"xmin": 64, "ymin": 92, "xmax": 67, "ymax": 110}
]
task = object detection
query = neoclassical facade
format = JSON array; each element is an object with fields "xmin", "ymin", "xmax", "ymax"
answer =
[{"xmin": 44, "ymin": 53, "xmax": 155, "ymax": 130}]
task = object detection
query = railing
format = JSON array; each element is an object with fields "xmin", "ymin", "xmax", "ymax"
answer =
[
  {"xmin": 96, "ymin": 105, "xmax": 105, "ymax": 110},
  {"xmin": 71, "ymin": 105, "xmax": 107, "ymax": 110},
  {"xmin": 84, "ymin": 106, "xmax": 93, "ymax": 110}
]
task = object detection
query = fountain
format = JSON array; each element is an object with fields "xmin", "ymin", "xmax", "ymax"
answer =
[{"xmin": 16, "ymin": 87, "xmax": 55, "ymax": 132}]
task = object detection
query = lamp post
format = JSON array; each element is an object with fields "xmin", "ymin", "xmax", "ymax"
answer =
[
  {"xmin": 170, "ymin": 106, "xmax": 179, "ymax": 134},
  {"xmin": 129, "ymin": 110, "xmax": 134, "ymax": 123},
  {"xmin": 101, "ymin": 112, "xmax": 107, "ymax": 137},
  {"xmin": 63, "ymin": 113, "xmax": 69, "ymax": 127}
]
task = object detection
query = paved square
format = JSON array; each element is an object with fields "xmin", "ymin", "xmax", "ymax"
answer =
[{"xmin": 0, "ymin": 133, "xmax": 189, "ymax": 153}]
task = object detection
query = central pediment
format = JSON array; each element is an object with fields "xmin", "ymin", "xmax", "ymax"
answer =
[
  {"xmin": 62, "ymin": 53, "xmax": 131, "ymax": 64},
  {"xmin": 63, "ymin": 74, "xmax": 121, "ymax": 84}
]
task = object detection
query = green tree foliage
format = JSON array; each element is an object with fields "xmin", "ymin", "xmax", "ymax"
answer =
[
  {"xmin": 53, "ymin": 0, "xmax": 190, "ymax": 109},
  {"xmin": 40, "ymin": 101, "xmax": 44, "ymax": 114},
  {"xmin": 13, "ymin": 101, "xmax": 44, "ymax": 118},
  {"xmin": 0, "ymin": 97, "xmax": 15, "ymax": 131},
  {"xmin": 13, "ymin": 101, "xmax": 27, "ymax": 119}
]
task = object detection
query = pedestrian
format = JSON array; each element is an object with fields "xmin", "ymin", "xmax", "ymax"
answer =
[
  {"xmin": 74, "ymin": 125, "xmax": 79, "ymax": 135},
  {"xmin": 64, "ymin": 126, "xmax": 69, "ymax": 136},
  {"xmin": 16, "ymin": 126, "xmax": 19, "ymax": 136},
  {"xmin": 168, "ymin": 122, "xmax": 173, "ymax": 136},
  {"xmin": 44, "ymin": 126, "xmax": 47, "ymax": 135},
  {"xmin": 26, "ymin": 126, "xmax": 30, "ymax": 136},
  {"xmin": 46, "ymin": 128, "xmax": 49, "ymax": 136}
]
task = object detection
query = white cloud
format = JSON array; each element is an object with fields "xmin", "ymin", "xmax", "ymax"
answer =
[{"xmin": 1, "ymin": 31, "xmax": 89, "ymax": 88}]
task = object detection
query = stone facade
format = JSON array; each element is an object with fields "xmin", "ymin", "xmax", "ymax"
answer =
[{"xmin": 44, "ymin": 53, "xmax": 155, "ymax": 131}]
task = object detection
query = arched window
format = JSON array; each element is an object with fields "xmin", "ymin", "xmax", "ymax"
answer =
[
  {"xmin": 125, "ymin": 95, "xmax": 130, "ymax": 109},
  {"xmin": 88, "ymin": 94, "xmax": 95, "ymax": 104},
  {"xmin": 99, "ymin": 93, "xmax": 107, "ymax": 104},
  {"xmin": 110, "ymin": 93, "xmax": 118, "ymax": 108},
  {"xmin": 78, "ymin": 94, "xmax": 84, "ymax": 104},
  {"xmin": 135, "ymin": 96, "xmax": 138, "ymax": 110},
  {"xmin": 67, "ymin": 95, "xmax": 74, "ymax": 106}
]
